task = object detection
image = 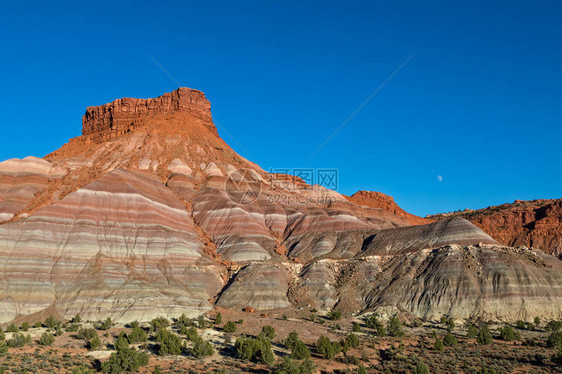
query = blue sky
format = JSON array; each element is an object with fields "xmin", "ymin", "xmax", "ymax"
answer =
[{"xmin": 1, "ymin": 1, "xmax": 560, "ymax": 216}]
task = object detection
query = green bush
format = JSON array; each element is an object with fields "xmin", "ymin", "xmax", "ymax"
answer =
[
  {"xmin": 345, "ymin": 333, "xmax": 360, "ymax": 349},
  {"xmin": 260, "ymin": 325, "xmax": 276, "ymax": 340},
  {"xmin": 21, "ymin": 322, "xmax": 29, "ymax": 331},
  {"xmin": 0, "ymin": 341, "xmax": 8, "ymax": 353},
  {"xmin": 87, "ymin": 335, "xmax": 101, "ymax": 350},
  {"xmin": 215, "ymin": 312, "xmax": 222, "ymax": 325},
  {"xmin": 129, "ymin": 321, "xmax": 139, "ymax": 329},
  {"xmin": 365, "ymin": 316, "xmax": 385, "ymax": 336},
  {"xmin": 77, "ymin": 327, "xmax": 97, "ymax": 340},
  {"xmin": 7, "ymin": 333, "xmax": 31, "ymax": 347},
  {"xmin": 272, "ymin": 357, "xmax": 315, "ymax": 374},
  {"xmin": 66, "ymin": 323, "xmax": 80, "ymax": 332},
  {"xmin": 327, "ymin": 310, "xmax": 342, "ymax": 320},
  {"xmin": 467, "ymin": 324, "xmax": 478, "ymax": 338},
  {"xmin": 224, "ymin": 321, "xmax": 237, "ymax": 333},
  {"xmin": 34, "ymin": 322, "xmax": 42, "ymax": 328},
  {"xmin": 477, "ymin": 325, "xmax": 493, "ymax": 345},
  {"xmin": 352, "ymin": 322, "xmax": 361, "ymax": 332},
  {"xmin": 285, "ymin": 331, "xmax": 300, "ymax": 350},
  {"xmin": 534, "ymin": 316, "xmax": 541, "ymax": 326},
  {"xmin": 191, "ymin": 336, "xmax": 214, "ymax": 358},
  {"xmin": 72, "ymin": 314, "xmax": 82, "ymax": 323},
  {"xmin": 234, "ymin": 335, "xmax": 274, "ymax": 365},
  {"xmin": 414, "ymin": 360, "xmax": 429, "ymax": 374},
  {"xmin": 6, "ymin": 323, "xmax": 18, "ymax": 333},
  {"xmin": 44, "ymin": 315, "xmax": 58, "ymax": 329},
  {"xmin": 516, "ymin": 320, "xmax": 526, "ymax": 329},
  {"xmin": 198, "ymin": 316, "xmax": 207, "ymax": 329},
  {"xmin": 478, "ymin": 367, "xmax": 498, "ymax": 374},
  {"xmin": 101, "ymin": 335, "xmax": 149, "ymax": 373},
  {"xmin": 547, "ymin": 331, "xmax": 562, "ymax": 349},
  {"xmin": 150, "ymin": 317, "xmax": 169, "ymax": 331},
  {"xmin": 155, "ymin": 329, "xmax": 182, "ymax": 356},
  {"xmin": 290, "ymin": 340, "xmax": 310, "ymax": 359},
  {"xmin": 443, "ymin": 333, "xmax": 458, "ymax": 346},
  {"xmin": 316, "ymin": 335, "xmax": 340, "ymax": 359},
  {"xmin": 70, "ymin": 366, "xmax": 94, "ymax": 374},
  {"xmin": 38, "ymin": 332, "xmax": 55, "ymax": 346},
  {"xmin": 97, "ymin": 317, "xmax": 113, "ymax": 331},
  {"xmin": 128, "ymin": 326, "xmax": 148, "ymax": 343},
  {"xmin": 387, "ymin": 317, "xmax": 404, "ymax": 337},
  {"xmin": 185, "ymin": 326, "xmax": 199, "ymax": 341},
  {"xmin": 447, "ymin": 318, "xmax": 455, "ymax": 332},
  {"xmin": 546, "ymin": 320, "xmax": 562, "ymax": 331},
  {"xmin": 0, "ymin": 330, "xmax": 4, "ymax": 340},
  {"xmin": 499, "ymin": 325, "xmax": 521, "ymax": 341},
  {"xmin": 434, "ymin": 338, "xmax": 444, "ymax": 351}
]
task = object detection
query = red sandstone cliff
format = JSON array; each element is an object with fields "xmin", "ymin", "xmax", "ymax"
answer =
[{"xmin": 429, "ymin": 199, "xmax": 562, "ymax": 256}]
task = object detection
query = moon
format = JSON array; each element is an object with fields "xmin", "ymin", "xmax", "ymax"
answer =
[{"xmin": 437, "ymin": 175, "xmax": 443, "ymax": 182}]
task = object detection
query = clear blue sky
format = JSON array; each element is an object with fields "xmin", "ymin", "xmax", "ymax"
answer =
[{"xmin": 1, "ymin": 1, "xmax": 560, "ymax": 216}]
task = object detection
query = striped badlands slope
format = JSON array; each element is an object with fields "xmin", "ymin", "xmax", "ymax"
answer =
[{"xmin": 0, "ymin": 87, "xmax": 560, "ymax": 324}]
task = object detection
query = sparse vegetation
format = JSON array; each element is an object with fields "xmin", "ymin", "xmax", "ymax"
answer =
[
  {"xmin": 477, "ymin": 325, "xmax": 493, "ymax": 345},
  {"xmin": 155, "ymin": 328, "xmax": 182, "ymax": 356},
  {"xmin": 224, "ymin": 321, "xmax": 237, "ymax": 333},
  {"xmin": 386, "ymin": 316, "xmax": 404, "ymax": 337},
  {"xmin": 234, "ymin": 335, "xmax": 274, "ymax": 365},
  {"xmin": 101, "ymin": 334, "xmax": 149, "ymax": 373},
  {"xmin": 317, "ymin": 335, "xmax": 341, "ymax": 359},
  {"xmin": 499, "ymin": 325, "xmax": 521, "ymax": 341},
  {"xmin": 38, "ymin": 332, "xmax": 55, "ymax": 346}
]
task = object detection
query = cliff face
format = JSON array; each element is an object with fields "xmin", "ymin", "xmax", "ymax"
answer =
[
  {"xmin": 0, "ymin": 88, "xmax": 561, "ymax": 324},
  {"xmin": 429, "ymin": 199, "xmax": 562, "ymax": 257},
  {"xmin": 81, "ymin": 87, "xmax": 215, "ymax": 142}
]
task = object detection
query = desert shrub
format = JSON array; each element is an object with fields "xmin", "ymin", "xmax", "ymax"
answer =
[
  {"xmin": 516, "ymin": 320, "xmax": 526, "ymax": 329},
  {"xmin": 70, "ymin": 366, "xmax": 94, "ymax": 374},
  {"xmin": 0, "ymin": 341, "xmax": 8, "ymax": 353},
  {"xmin": 527, "ymin": 322, "xmax": 535, "ymax": 331},
  {"xmin": 290, "ymin": 340, "xmax": 310, "ymax": 359},
  {"xmin": 185, "ymin": 326, "xmax": 199, "ymax": 341},
  {"xmin": 44, "ymin": 315, "xmax": 58, "ymax": 329},
  {"xmin": 317, "ymin": 335, "xmax": 340, "ymax": 360},
  {"xmin": 7, "ymin": 333, "xmax": 31, "ymax": 347},
  {"xmin": 467, "ymin": 324, "xmax": 478, "ymax": 338},
  {"xmin": 285, "ymin": 331, "xmax": 300, "ymax": 350},
  {"xmin": 273, "ymin": 357, "xmax": 315, "ymax": 374},
  {"xmin": 477, "ymin": 325, "xmax": 493, "ymax": 345},
  {"xmin": 155, "ymin": 329, "xmax": 182, "ymax": 356},
  {"xmin": 387, "ymin": 317, "xmax": 404, "ymax": 337},
  {"xmin": 546, "ymin": 320, "xmax": 562, "ymax": 331},
  {"xmin": 357, "ymin": 364, "xmax": 367, "ymax": 374},
  {"xmin": 150, "ymin": 317, "xmax": 169, "ymax": 331},
  {"xmin": 260, "ymin": 325, "xmax": 276, "ymax": 340},
  {"xmin": 224, "ymin": 321, "xmax": 237, "ymax": 333},
  {"xmin": 414, "ymin": 360, "xmax": 429, "ymax": 374},
  {"xmin": 6, "ymin": 323, "xmax": 18, "ymax": 333},
  {"xmin": 434, "ymin": 338, "xmax": 444, "ymax": 351},
  {"xmin": 128, "ymin": 326, "xmax": 147, "ymax": 343},
  {"xmin": 129, "ymin": 320, "xmax": 140, "ymax": 329},
  {"xmin": 327, "ymin": 310, "xmax": 342, "ymax": 320},
  {"xmin": 478, "ymin": 367, "xmax": 498, "ymax": 374},
  {"xmin": 215, "ymin": 312, "xmax": 222, "ymax": 325},
  {"xmin": 534, "ymin": 316, "xmax": 541, "ymax": 326},
  {"xmin": 72, "ymin": 314, "xmax": 82, "ymax": 323},
  {"xmin": 499, "ymin": 325, "xmax": 521, "ymax": 341},
  {"xmin": 87, "ymin": 335, "xmax": 101, "ymax": 350},
  {"xmin": 38, "ymin": 332, "xmax": 55, "ymax": 346},
  {"xmin": 552, "ymin": 349, "xmax": 562, "ymax": 366},
  {"xmin": 365, "ymin": 316, "xmax": 385, "ymax": 335},
  {"xmin": 345, "ymin": 333, "xmax": 360, "ymax": 349},
  {"xmin": 34, "ymin": 321, "xmax": 42, "ymax": 328},
  {"xmin": 101, "ymin": 335, "xmax": 149, "ymax": 373},
  {"xmin": 234, "ymin": 335, "xmax": 274, "ymax": 365},
  {"xmin": 0, "ymin": 330, "xmax": 4, "ymax": 340},
  {"xmin": 197, "ymin": 316, "xmax": 207, "ymax": 329},
  {"xmin": 446, "ymin": 318, "xmax": 455, "ymax": 332},
  {"xmin": 440, "ymin": 315, "xmax": 448, "ymax": 324},
  {"xmin": 283, "ymin": 314, "xmax": 288, "ymax": 321},
  {"xmin": 443, "ymin": 332, "xmax": 458, "ymax": 346},
  {"xmin": 547, "ymin": 331, "xmax": 562, "ymax": 349},
  {"xmin": 352, "ymin": 322, "xmax": 361, "ymax": 332},
  {"xmin": 78, "ymin": 327, "xmax": 97, "ymax": 341},
  {"xmin": 97, "ymin": 317, "xmax": 113, "ymax": 331},
  {"xmin": 21, "ymin": 322, "xmax": 29, "ymax": 331},
  {"xmin": 66, "ymin": 323, "xmax": 80, "ymax": 332},
  {"xmin": 191, "ymin": 336, "xmax": 214, "ymax": 358},
  {"xmin": 152, "ymin": 367, "xmax": 162, "ymax": 374}
]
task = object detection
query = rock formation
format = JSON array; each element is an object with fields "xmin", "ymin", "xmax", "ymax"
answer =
[
  {"xmin": 430, "ymin": 199, "xmax": 562, "ymax": 257},
  {"xmin": 0, "ymin": 87, "xmax": 560, "ymax": 324}
]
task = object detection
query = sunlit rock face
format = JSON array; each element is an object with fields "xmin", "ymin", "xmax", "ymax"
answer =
[{"xmin": 0, "ymin": 87, "xmax": 560, "ymax": 324}]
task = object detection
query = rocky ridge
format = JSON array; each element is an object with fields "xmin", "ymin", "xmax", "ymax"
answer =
[{"xmin": 0, "ymin": 88, "xmax": 561, "ymax": 324}]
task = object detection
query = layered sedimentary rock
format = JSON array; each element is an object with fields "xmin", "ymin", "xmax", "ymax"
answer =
[
  {"xmin": 0, "ymin": 87, "xmax": 560, "ymax": 324},
  {"xmin": 0, "ymin": 156, "xmax": 65, "ymax": 222},
  {"xmin": 0, "ymin": 168, "xmax": 223, "ymax": 323},
  {"xmin": 430, "ymin": 199, "xmax": 562, "ymax": 256}
]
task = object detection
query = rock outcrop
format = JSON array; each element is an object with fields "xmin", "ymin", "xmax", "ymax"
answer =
[
  {"xmin": 430, "ymin": 199, "xmax": 562, "ymax": 257},
  {"xmin": 0, "ymin": 87, "xmax": 560, "ymax": 324}
]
